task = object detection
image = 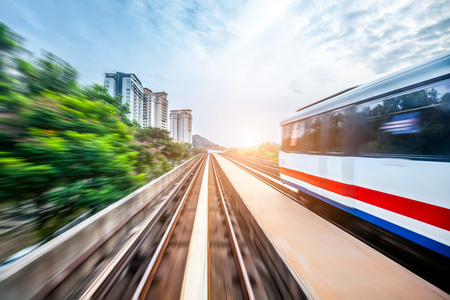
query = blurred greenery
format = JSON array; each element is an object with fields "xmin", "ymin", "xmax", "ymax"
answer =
[
  {"xmin": 227, "ymin": 141, "xmax": 280, "ymax": 162},
  {"xmin": 82, "ymin": 83, "xmax": 134, "ymax": 127},
  {"xmin": 135, "ymin": 127, "xmax": 193, "ymax": 165},
  {"xmin": 0, "ymin": 22, "xmax": 193, "ymax": 240}
]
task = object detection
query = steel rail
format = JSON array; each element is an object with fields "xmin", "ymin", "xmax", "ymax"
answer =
[
  {"xmin": 223, "ymin": 155, "xmax": 298, "ymax": 201},
  {"xmin": 211, "ymin": 157, "xmax": 255, "ymax": 300},
  {"xmin": 80, "ymin": 155, "xmax": 206, "ymax": 300},
  {"xmin": 132, "ymin": 155, "xmax": 208, "ymax": 300},
  {"xmin": 223, "ymin": 153, "xmax": 279, "ymax": 180}
]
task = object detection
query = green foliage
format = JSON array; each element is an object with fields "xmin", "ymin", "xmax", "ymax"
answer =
[
  {"xmin": 82, "ymin": 84, "xmax": 134, "ymax": 127},
  {"xmin": 161, "ymin": 142, "xmax": 192, "ymax": 162},
  {"xmin": 0, "ymin": 91, "xmax": 139, "ymax": 203},
  {"xmin": 135, "ymin": 126, "xmax": 193, "ymax": 164},
  {"xmin": 0, "ymin": 22, "xmax": 23, "ymax": 53},
  {"xmin": 130, "ymin": 140, "xmax": 174, "ymax": 181},
  {"xmin": 135, "ymin": 127, "xmax": 171, "ymax": 146},
  {"xmin": 227, "ymin": 141, "xmax": 280, "ymax": 162},
  {"xmin": 0, "ymin": 22, "xmax": 24, "ymax": 95},
  {"xmin": 39, "ymin": 51, "xmax": 78, "ymax": 93},
  {"xmin": 0, "ymin": 89, "xmax": 152, "ymax": 238},
  {"xmin": 132, "ymin": 119, "xmax": 141, "ymax": 128},
  {"xmin": 0, "ymin": 23, "xmax": 178, "ymax": 242},
  {"xmin": 15, "ymin": 51, "xmax": 78, "ymax": 96},
  {"xmin": 0, "ymin": 153, "xmax": 54, "ymax": 201}
]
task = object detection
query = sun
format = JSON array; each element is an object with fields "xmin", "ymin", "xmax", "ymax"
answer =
[{"xmin": 241, "ymin": 130, "xmax": 259, "ymax": 148}]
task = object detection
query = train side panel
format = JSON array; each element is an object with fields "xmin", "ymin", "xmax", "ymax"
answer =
[
  {"xmin": 279, "ymin": 151, "xmax": 450, "ymax": 257},
  {"xmin": 352, "ymin": 157, "xmax": 450, "ymax": 252}
]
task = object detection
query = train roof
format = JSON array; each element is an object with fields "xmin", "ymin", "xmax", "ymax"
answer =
[{"xmin": 280, "ymin": 52, "xmax": 450, "ymax": 126}]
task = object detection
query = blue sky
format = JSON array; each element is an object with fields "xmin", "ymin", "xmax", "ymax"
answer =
[{"xmin": 1, "ymin": 0, "xmax": 449, "ymax": 147}]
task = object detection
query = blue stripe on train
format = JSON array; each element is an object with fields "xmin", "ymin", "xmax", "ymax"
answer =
[{"xmin": 280, "ymin": 178, "xmax": 450, "ymax": 258}]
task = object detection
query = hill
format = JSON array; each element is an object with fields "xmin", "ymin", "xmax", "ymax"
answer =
[{"xmin": 192, "ymin": 134, "xmax": 226, "ymax": 150}]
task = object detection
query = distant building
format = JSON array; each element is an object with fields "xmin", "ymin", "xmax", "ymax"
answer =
[
  {"xmin": 170, "ymin": 109, "xmax": 192, "ymax": 144},
  {"xmin": 142, "ymin": 89, "xmax": 168, "ymax": 130},
  {"xmin": 154, "ymin": 92, "xmax": 169, "ymax": 131},
  {"xmin": 143, "ymin": 88, "xmax": 156, "ymax": 128},
  {"xmin": 104, "ymin": 72, "xmax": 143, "ymax": 125}
]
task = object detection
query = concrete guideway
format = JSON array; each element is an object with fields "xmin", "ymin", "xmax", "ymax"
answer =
[
  {"xmin": 214, "ymin": 154, "xmax": 448, "ymax": 299},
  {"xmin": 180, "ymin": 155, "xmax": 209, "ymax": 300}
]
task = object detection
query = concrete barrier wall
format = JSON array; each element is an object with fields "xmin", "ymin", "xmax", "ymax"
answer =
[{"xmin": 0, "ymin": 158, "xmax": 197, "ymax": 299}]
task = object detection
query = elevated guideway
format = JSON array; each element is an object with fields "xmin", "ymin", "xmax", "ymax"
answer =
[{"xmin": 0, "ymin": 153, "xmax": 447, "ymax": 299}]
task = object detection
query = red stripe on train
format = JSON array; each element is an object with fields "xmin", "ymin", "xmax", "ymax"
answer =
[{"xmin": 279, "ymin": 167, "xmax": 450, "ymax": 231}]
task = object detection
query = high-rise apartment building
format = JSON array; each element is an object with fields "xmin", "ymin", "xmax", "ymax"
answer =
[
  {"xmin": 143, "ymin": 88, "xmax": 156, "ymax": 128},
  {"xmin": 154, "ymin": 92, "xmax": 169, "ymax": 131},
  {"xmin": 170, "ymin": 109, "xmax": 192, "ymax": 144},
  {"xmin": 142, "ymin": 89, "xmax": 168, "ymax": 130},
  {"xmin": 104, "ymin": 72, "xmax": 169, "ymax": 130},
  {"xmin": 104, "ymin": 72, "xmax": 144, "ymax": 125}
]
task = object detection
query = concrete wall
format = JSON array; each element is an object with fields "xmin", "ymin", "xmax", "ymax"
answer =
[{"xmin": 0, "ymin": 158, "xmax": 197, "ymax": 299}]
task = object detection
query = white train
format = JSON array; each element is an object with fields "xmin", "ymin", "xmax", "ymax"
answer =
[{"xmin": 279, "ymin": 53, "xmax": 450, "ymax": 258}]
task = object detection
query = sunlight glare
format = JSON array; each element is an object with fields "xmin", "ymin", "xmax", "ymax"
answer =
[{"xmin": 241, "ymin": 130, "xmax": 259, "ymax": 148}]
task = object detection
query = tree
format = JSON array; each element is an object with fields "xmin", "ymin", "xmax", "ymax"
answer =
[
  {"xmin": 82, "ymin": 84, "xmax": 133, "ymax": 127},
  {"xmin": 132, "ymin": 119, "xmax": 141, "ymax": 128},
  {"xmin": 38, "ymin": 51, "xmax": 78, "ymax": 93},
  {"xmin": 135, "ymin": 127, "xmax": 193, "ymax": 162},
  {"xmin": 160, "ymin": 141, "xmax": 192, "ymax": 162},
  {"xmin": 16, "ymin": 51, "xmax": 78, "ymax": 96},
  {"xmin": 135, "ymin": 127, "xmax": 172, "ymax": 147},
  {"xmin": 0, "ymin": 22, "xmax": 24, "ymax": 94},
  {"xmin": 0, "ymin": 90, "xmax": 147, "ymax": 235},
  {"xmin": 0, "ymin": 22, "xmax": 23, "ymax": 53}
]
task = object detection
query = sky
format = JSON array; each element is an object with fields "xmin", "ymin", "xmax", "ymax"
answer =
[{"xmin": 0, "ymin": 0, "xmax": 449, "ymax": 147}]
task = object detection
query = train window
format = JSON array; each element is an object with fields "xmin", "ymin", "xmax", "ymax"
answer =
[
  {"xmin": 307, "ymin": 116, "xmax": 322, "ymax": 152},
  {"xmin": 294, "ymin": 120, "xmax": 306, "ymax": 152},
  {"xmin": 281, "ymin": 123, "xmax": 294, "ymax": 152},
  {"xmin": 282, "ymin": 121, "xmax": 305, "ymax": 152},
  {"xmin": 356, "ymin": 80, "xmax": 450, "ymax": 157},
  {"xmin": 328, "ymin": 109, "xmax": 346, "ymax": 153}
]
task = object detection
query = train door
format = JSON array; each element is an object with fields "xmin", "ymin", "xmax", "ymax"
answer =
[
  {"xmin": 323, "ymin": 108, "xmax": 356, "ymax": 209},
  {"xmin": 303, "ymin": 115, "xmax": 328, "ymax": 202}
]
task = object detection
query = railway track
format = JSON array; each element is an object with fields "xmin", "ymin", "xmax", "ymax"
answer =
[
  {"xmin": 221, "ymin": 153, "xmax": 450, "ymax": 294},
  {"xmin": 209, "ymin": 155, "xmax": 308, "ymax": 300},
  {"xmin": 33, "ymin": 155, "xmax": 205, "ymax": 299},
  {"xmin": 36, "ymin": 153, "xmax": 306, "ymax": 299},
  {"xmin": 221, "ymin": 153, "xmax": 279, "ymax": 180},
  {"xmin": 78, "ymin": 155, "xmax": 208, "ymax": 299},
  {"xmin": 209, "ymin": 155, "xmax": 265, "ymax": 300}
]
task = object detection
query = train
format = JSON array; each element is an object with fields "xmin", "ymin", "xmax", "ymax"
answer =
[{"xmin": 279, "ymin": 52, "xmax": 450, "ymax": 258}]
